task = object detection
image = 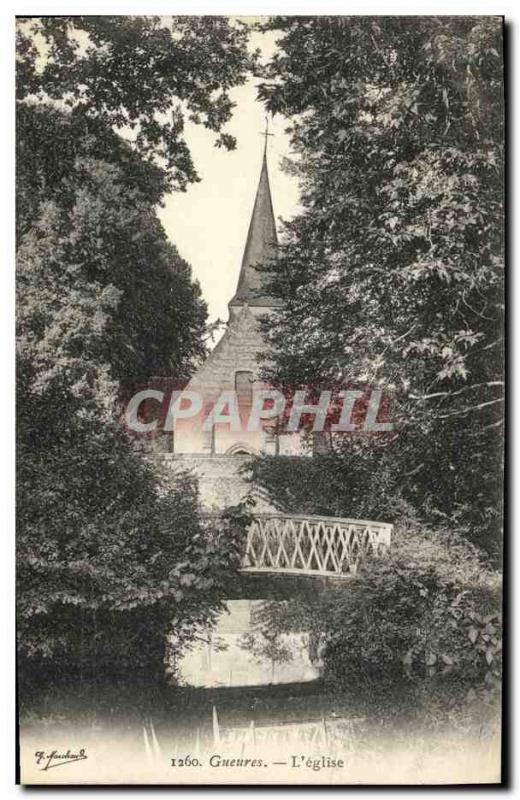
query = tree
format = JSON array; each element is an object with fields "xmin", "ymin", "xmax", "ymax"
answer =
[
  {"xmin": 17, "ymin": 16, "xmax": 256, "ymax": 190},
  {"xmin": 257, "ymin": 17, "xmax": 504, "ymax": 557},
  {"xmin": 16, "ymin": 16, "xmax": 254, "ymax": 684},
  {"xmin": 238, "ymin": 602, "xmax": 294, "ymax": 683},
  {"xmin": 17, "ymin": 106, "xmax": 208, "ymax": 386}
]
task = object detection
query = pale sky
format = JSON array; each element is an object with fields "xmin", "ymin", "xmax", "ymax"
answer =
[{"xmin": 157, "ymin": 24, "xmax": 301, "ymax": 330}]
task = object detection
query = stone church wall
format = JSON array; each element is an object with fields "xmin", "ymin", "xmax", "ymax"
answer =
[{"xmin": 158, "ymin": 453, "xmax": 279, "ymax": 511}]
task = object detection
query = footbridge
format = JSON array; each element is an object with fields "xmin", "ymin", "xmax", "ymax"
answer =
[{"xmin": 206, "ymin": 513, "xmax": 392, "ymax": 580}]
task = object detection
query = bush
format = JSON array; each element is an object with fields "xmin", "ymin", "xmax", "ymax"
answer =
[
  {"xmin": 252, "ymin": 519, "xmax": 501, "ymax": 702},
  {"xmin": 247, "ymin": 449, "xmax": 405, "ymax": 522},
  {"xmin": 17, "ymin": 460, "xmax": 246, "ymax": 691}
]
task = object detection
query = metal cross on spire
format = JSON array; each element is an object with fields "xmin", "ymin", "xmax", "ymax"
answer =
[{"xmin": 260, "ymin": 115, "xmax": 274, "ymax": 156}]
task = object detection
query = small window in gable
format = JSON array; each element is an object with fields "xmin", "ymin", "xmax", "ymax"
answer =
[{"xmin": 235, "ymin": 370, "xmax": 254, "ymax": 406}]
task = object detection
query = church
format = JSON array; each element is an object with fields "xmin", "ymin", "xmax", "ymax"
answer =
[
  {"xmin": 138, "ymin": 145, "xmax": 390, "ymax": 508},
  {"xmin": 160, "ymin": 145, "xmax": 307, "ymax": 509}
]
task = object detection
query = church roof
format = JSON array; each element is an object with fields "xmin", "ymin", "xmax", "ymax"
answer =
[{"xmin": 229, "ymin": 150, "xmax": 281, "ymax": 308}]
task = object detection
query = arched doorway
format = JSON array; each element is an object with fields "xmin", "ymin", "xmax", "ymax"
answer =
[{"xmin": 225, "ymin": 443, "xmax": 257, "ymax": 456}]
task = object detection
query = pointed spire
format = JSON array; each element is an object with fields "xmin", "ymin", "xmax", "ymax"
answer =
[{"xmin": 229, "ymin": 150, "xmax": 279, "ymax": 308}]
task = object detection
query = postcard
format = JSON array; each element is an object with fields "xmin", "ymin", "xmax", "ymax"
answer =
[{"xmin": 16, "ymin": 15, "xmax": 504, "ymax": 785}]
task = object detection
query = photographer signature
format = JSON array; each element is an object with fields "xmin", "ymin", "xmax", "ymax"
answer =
[{"xmin": 34, "ymin": 748, "xmax": 87, "ymax": 771}]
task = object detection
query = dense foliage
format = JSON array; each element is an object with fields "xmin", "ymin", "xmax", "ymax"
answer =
[
  {"xmin": 250, "ymin": 521, "xmax": 501, "ymax": 702},
  {"xmin": 16, "ymin": 16, "xmax": 253, "ymax": 685},
  {"xmin": 18, "ymin": 463, "xmax": 243, "ymax": 686},
  {"xmin": 17, "ymin": 16, "xmax": 255, "ymax": 189},
  {"xmin": 17, "ymin": 106, "xmax": 208, "ymax": 387},
  {"xmin": 248, "ymin": 451, "xmax": 404, "ymax": 521},
  {"xmin": 257, "ymin": 17, "xmax": 504, "ymax": 558}
]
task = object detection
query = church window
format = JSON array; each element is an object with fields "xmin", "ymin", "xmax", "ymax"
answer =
[{"xmin": 235, "ymin": 370, "xmax": 254, "ymax": 406}]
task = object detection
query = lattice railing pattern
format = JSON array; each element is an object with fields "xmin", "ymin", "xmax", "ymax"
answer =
[{"xmin": 240, "ymin": 514, "xmax": 392, "ymax": 578}]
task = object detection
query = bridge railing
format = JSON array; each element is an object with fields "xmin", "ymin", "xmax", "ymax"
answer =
[
  {"xmin": 242, "ymin": 513, "xmax": 392, "ymax": 578},
  {"xmin": 202, "ymin": 512, "xmax": 392, "ymax": 579}
]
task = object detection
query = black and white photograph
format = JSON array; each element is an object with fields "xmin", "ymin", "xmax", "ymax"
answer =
[{"xmin": 13, "ymin": 12, "xmax": 504, "ymax": 785}]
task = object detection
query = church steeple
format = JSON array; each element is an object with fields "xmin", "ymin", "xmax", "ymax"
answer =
[{"xmin": 229, "ymin": 149, "xmax": 279, "ymax": 310}]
